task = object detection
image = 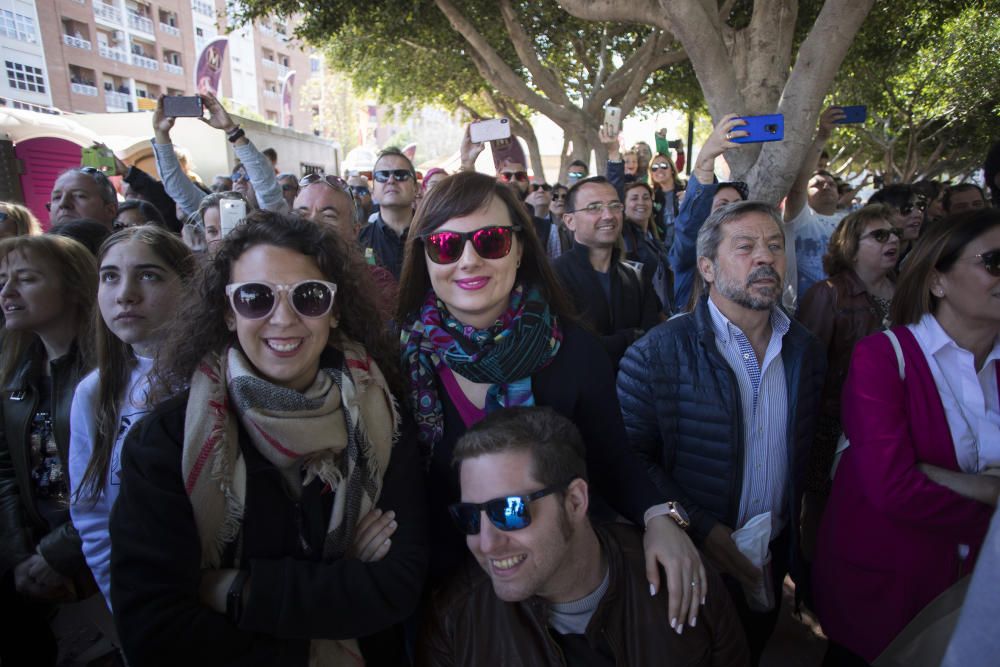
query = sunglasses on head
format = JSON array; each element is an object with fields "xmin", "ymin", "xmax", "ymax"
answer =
[
  {"xmin": 299, "ymin": 173, "xmax": 349, "ymax": 190},
  {"xmin": 530, "ymin": 183, "xmax": 551, "ymax": 192},
  {"xmin": 971, "ymin": 249, "xmax": 1000, "ymax": 277},
  {"xmin": 225, "ymin": 280, "xmax": 337, "ymax": 320},
  {"xmin": 373, "ymin": 169, "xmax": 413, "ymax": 183},
  {"xmin": 863, "ymin": 228, "xmax": 904, "ymax": 243},
  {"xmin": 422, "ymin": 224, "xmax": 522, "ymax": 265},
  {"xmin": 448, "ymin": 478, "xmax": 578, "ymax": 535},
  {"xmin": 650, "ymin": 162, "xmax": 672, "ymax": 171},
  {"xmin": 499, "ymin": 171, "xmax": 528, "ymax": 183}
]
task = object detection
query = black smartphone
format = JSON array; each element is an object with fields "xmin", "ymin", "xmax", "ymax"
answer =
[
  {"xmin": 162, "ymin": 95, "xmax": 203, "ymax": 118},
  {"xmin": 666, "ymin": 139, "xmax": 683, "ymax": 150},
  {"xmin": 732, "ymin": 114, "xmax": 784, "ymax": 144},
  {"xmin": 834, "ymin": 105, "xmax": 867, "ymax": 124}
]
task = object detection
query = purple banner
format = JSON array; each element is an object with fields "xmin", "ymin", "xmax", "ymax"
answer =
[
  {"xmin": 280, "ymin": 70, "xmax": 295, "ymax": 128},
  {"xmin": 195, "ymin": 37, "xmax": 229, "ymax": 96}
]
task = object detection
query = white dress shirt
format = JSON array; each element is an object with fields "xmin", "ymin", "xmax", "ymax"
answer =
[{"xmin": 910, "ymin": 313, "xmax": 1000, "ymax": 472}]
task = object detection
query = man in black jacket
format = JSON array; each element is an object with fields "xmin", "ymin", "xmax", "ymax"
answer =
[
  {"xmin": 617, "ymin": 201, "xmax": 825, "ymax": 666},
  {"xmin": 419, "ymin": 407, "xmax": 749, "ymax": 667},
  {"xmin": 555, "ymin": 176, "xmax": 660, "ymax": 368}
]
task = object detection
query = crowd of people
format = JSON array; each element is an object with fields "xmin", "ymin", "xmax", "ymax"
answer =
[{"xmin": 1, "ymin": 94, "xmax": 999, "ymax": 667}]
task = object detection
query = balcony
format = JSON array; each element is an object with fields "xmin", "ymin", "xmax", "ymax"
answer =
[
  {"xmin": 277, "ymin": 63, "xmax": 289, "ymax": 77},
  {"xmin": 71, "ymin": 82, "xmax": 99, "ymax": 96},
  {"xmin": 131, "ymin": 53, "xmax": 159, "ymax": 70},
  {"xmin": 106, "ymin": 90, "xmax": 130, "ymax": 110},
  {"xmin": 164, "ymin": 62, "xmax": 183, "ymax": 76},
  {"xmin": 63, "ymin": 34, "xmax": 92, "ymax": 50},
  {"xmin": 99, "ymin": 43, "xmax": 128, "ymax": 63},
  {"xmin": 127, "ymin": 12, "xmax": 154, "ymax": 34},
  {"xmin": 192, "ymin": 0, "xmax": 214, "ymax": 17},
  {"xmin": 261, "ymin": 58, "xmax": 276, "ymax": 70},
  {"xmin": 159, "ymin": 22, "xmax": 180, "ymax": 37},
  {"xmin": 263, "ymin": 89, "xmax": 279, "ymax": 100},
  {"xmin": 93, "ymin": 1, "xmax": 122, "ymax": 25}
]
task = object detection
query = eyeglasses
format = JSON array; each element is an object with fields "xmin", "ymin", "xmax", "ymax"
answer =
[
  {"xmin": 530, "ymin": 183, "xmax": 551, "ymax": 192},
  {"xmin": 650, "ymin": 162, "xmax": 672, "ymax": 171},
  {"xmin": 373, "ymin": 169, "xmax": 413, "ymax": 183},
  {"xmin": 225, "ymin": 280, "xmax": 337, "ymax": 320},
  {"xmin": 862, "ymin": 228, "xmax": 903, "ymax": 243},
  {"xmin": 422, "ymin": 224, "xmax": 522, "ymax": 265},
  {"xmin": 498, "ymin": 171, "xmax": 528, "ymax": 183},
  {"xmin": 899, "ymin": 200, "xmax": 926, "ymax": 216},
  {"xmin": 298, "ymin": 173, "xmax": 358, "ymax": 212},
  {"xmin": 448, "ymin": 478, "xmax": 577, "ymax": 535},
  {"xmin": 570, "ymin": 201, "xmax": 625, "ymax": 215},
  {"xmin": 566, "ymin": 172, "xmax": 585, "ymax": 181},
  {"xmin": 350, "ymin": 186, "xmax": 370, "ymax": 197},
  {"xmin": 551, "ymin": 192, "xmax": 566, "ymax": 201},
  {"xmin": 968, "ymin": 249, "xmax": 1000, "ymax": 277}
]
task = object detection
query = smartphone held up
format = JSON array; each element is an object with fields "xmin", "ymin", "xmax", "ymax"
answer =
[{"xmin": 469, "ymin": 118, "xmax": 511, "ymax": 144}]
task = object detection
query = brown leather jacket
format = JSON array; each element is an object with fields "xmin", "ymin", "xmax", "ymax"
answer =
[
  {"xmin": 417, "ymin": 522, "xmax": 749, "ymax": 667},
  {"xmin": 798, "ymin": 269, "xmax": 888, "ymax": 420},
  {"xmin": 0, "ymin": 341, "xmax": 89, "ymax": 578}
]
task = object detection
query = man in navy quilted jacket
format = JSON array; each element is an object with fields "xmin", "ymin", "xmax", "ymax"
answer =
[{"xmin": 617, "ymin": 200, "xmax": 825, "ymax": 667}]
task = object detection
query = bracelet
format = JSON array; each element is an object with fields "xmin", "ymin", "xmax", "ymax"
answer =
[
  {"xmin": 225, "ymin": 124, "xmax": 242, "ymax": 138},
  {"xmin": 226, "ymin": 570, "xmax": 250, "ymax": 625},
  {"xmin": 226, "ymin": 128, "xmax": 246, "ymax": 144}
]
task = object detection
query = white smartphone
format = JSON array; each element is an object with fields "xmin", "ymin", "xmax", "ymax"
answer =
[
  {"xmin": 469, "ymin": 118, "xmax": 511, "ymax": 144},
  {"xmin": 603, "ymin": 106, "xmax": 622, "ymax": 136},
  {"xmin": 219, "ymin": 197, "xmax": 246, "ymax": 237}
]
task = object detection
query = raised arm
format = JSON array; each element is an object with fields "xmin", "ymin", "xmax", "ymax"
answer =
[
  {"xmin": 784, "ymin": 107, "xmax": 844, "ymax": 222},
  {"xmin": 152, "ymin": 96, "xmax": 206, "ymax": 216}
]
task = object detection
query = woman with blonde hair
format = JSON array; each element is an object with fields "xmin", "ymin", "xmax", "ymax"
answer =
[{"xmin": 0, "ymin": 201, "xmax": 42, "ymax": 239}]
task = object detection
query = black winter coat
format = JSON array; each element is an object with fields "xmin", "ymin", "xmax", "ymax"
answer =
[
  {"xmin": 110, "ymin": 362, "xmax": 429, "ymax": 666},
  {"xmin": 553, "ymin": 242, "xmax": 661, "ymax": 368}
]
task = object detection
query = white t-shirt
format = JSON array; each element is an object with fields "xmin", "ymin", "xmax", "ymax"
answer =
[
  {"xmin": 785, "ymin": 206, "xmax": 846, "ymax": 304},
  {"xmin": 69, "ymin": 355, "xmax": 154, "ymax": 609}
]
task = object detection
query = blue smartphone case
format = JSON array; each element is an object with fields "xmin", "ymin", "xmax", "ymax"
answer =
[
  {"xmin": 835, "ymin": 105, "xmax": 867, "ymax": 124},
  {"xmin": 732, "ymin": 114, "xmax": 784, "ymax": 143}
]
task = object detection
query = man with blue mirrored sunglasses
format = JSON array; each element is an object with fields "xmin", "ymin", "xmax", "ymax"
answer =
[{"xmin": 420, "ymin": 407, "xmax": 749, "ymax": 666}]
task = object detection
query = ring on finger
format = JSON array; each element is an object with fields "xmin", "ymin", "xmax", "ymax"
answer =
[{"xmin": 725, "ymin": 132, "xmax": 733, "ymax": 140}]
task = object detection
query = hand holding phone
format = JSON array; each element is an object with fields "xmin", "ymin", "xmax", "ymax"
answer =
[
  {"xmin": 731, "ymin": 114, "xmax": 784, "ymax": 144},
  {"xmin": 162, "ymin": 95, "xmax": 204, "ymax": 118},
  {"xmin": 603, "ymin": 106, "xmax": 622, "ymax": 137},
  {"xmin": 81, "ymin": 146, "xmax": 117, "ymax": 172},
  {"xmin": 469, "ymin": 118, "xmax": 511, "ymax": 144},
  {"xmin": 833, "ymin": 105, "xmax": 867, "ymax": 124}
]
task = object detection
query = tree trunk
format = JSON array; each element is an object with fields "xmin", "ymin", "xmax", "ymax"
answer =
[{"xmin": 559, "ymin": 0, "xmax": 876, "ymax": 204}]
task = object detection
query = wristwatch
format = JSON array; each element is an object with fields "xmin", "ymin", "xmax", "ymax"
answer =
[{"xmin": 644, "ymin": 501, "xmax": 690, "ymax": 530}]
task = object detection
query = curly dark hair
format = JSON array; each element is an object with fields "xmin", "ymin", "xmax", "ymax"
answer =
[{"xmin": 153, "ymin": 210, "xmax": 401, "ymax": 399}]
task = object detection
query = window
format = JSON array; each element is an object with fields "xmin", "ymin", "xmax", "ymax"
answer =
[
  {"xmin": 0, "ymin": 10, "xmax": 37, "ymax": 42},
  {"xmin": 5, "ymin": 61, "xmax": 46, "ymax": 93},
  {"xmin": 309, "ymin": 57, "xmax": 320, "ymax": 72}
]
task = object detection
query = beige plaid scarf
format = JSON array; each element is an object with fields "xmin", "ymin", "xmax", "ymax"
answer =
[{"xmin": 181, "ymin": 339, "xmax": 398, "ymax": 666}]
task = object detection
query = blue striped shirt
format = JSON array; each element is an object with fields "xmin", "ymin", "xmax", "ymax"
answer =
[{"xmin": 708, "ymin": 297, "xmax": 790, "ymax": 538}]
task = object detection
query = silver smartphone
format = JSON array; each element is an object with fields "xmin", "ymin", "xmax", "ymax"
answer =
[
  {"xmin": 469, "ymin": 118, "xmax": 511, "ymax": 143},
  {"xmin": 219, "ymin": 197, "xmax": 246, "ymax": 237},
  {"xmin": 603, "ymin": 106, "xmax": 622, "ymax": 136}
]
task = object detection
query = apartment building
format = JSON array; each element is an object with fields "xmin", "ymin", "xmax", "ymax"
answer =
[{"xmin": 2, "ymin": 0, "xmax": 313, "ymax": 129}]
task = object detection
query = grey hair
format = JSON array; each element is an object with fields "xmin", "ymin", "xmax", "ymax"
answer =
[
  {"xmin": 696, "ymin": 200, "xmax": 784, "ymax": 262},
  {"xmin": 60, "ymin": 167, "xmax": 117, "ymax": 206}
]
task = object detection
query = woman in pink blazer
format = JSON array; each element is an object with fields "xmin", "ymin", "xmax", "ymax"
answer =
[{"xmin": 813, "ymin": 209, "xmax": 1000, "ymax": 666}]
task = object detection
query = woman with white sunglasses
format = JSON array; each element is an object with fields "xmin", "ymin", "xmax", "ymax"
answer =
[{"xmin": 110, "ymin": 211, "xmax": 427, "ymax": 665}]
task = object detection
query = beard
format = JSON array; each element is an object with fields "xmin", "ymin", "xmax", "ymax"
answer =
[{"xmin": 712, "ymin": 263, "xmax": 782, "ymax": 311}]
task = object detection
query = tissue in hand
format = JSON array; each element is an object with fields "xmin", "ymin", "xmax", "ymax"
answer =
[{"xmin": 731, "ymin": 512, "xmax": 774, "ymax": 612}]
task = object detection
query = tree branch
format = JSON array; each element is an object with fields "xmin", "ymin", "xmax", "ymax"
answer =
[{"xmin": 497, "ymin": 0, "xmax": 572, "ymax": 106}]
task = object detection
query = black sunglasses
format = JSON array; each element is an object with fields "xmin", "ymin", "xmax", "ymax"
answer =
[
  {"xmin": 423, "ymin": 224, "xmax": 522, "ymax": 265},
  {"xmin": 862, "ymin": 228, "xmax": 904, "ymax": 243},
  {"xmin": 448, "ymin": 477, "xmax": 578, "ymax": 535},
  {"xmin": 373, "ymin": 169, "xmax": 413, "ymax": 183},
  {"xmin": 971, "ymin": 249, "xmax": 1000, "ymax": 277},
  {"xmin": 225, "ymin": 280, "xmax": 337, "ymax": 320},
  {"xmin": 551, "ymin": 192, "xmax": 566, "ymax": 201},
  {"xmin": 530, "ymin": 183, "xmax": 551, "ymax": 192}
]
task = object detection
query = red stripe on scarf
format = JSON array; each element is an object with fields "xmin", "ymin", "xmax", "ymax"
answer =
[
  {"xmin": 250, "ymin": 420, "xmax": 299, "ymax": 459},
  {"xmin": 197, "ymin": 360, "xmax": 220, "ymax": 383},
  {"xmin": 345, "ymin": 356, "xmax": 371, "ymax": 373},
  {"xmin": 184, "ymin": 397, "xmax": 228, "ymax": 493}
]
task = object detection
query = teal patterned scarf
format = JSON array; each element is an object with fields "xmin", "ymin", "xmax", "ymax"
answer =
[{"xmin": 400, "ymin": 284, "xmax": 562, "ymax": 461}]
